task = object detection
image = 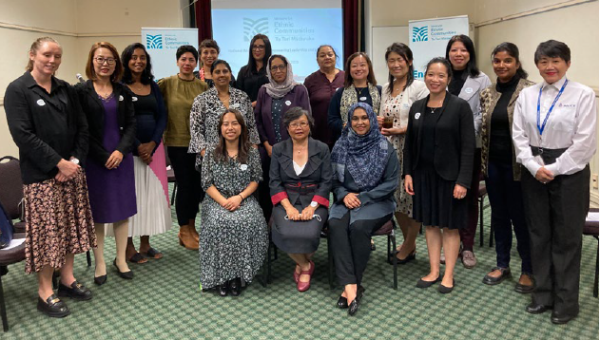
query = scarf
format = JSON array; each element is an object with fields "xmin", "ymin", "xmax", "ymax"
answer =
[
  {"xmin": 264, "ymin": 55, "xmax": 298, "ymax": 99},
  {"xmin": 340, "ymin": 83, "xmax": 380, "ymax": 126},
  {"xmin": 330, "ymin": 102, "xmax": 390, "ymax": 191}
]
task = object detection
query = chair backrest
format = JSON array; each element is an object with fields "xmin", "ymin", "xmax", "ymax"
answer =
[{"xmin": 0, "ymin": 156, "xmax": 24, "ymax": 220}]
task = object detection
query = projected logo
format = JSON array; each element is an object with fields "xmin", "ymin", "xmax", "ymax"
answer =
[
  {"xmin": 243, "ymin": 18, "xmax": 269, "ymax": 42},
  {"xmin": 412, "ymin": 26, "xmax": 428, "ymax": 42},
  {"xmin": 146, "ymin": 34, "xmax": 163, "ymax": 49}
]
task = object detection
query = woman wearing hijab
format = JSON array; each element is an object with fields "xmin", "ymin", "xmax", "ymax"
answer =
[
  {"xmin": 255, "ymin": 54, "xmax": 310, "ymax": 221},
  {"xmin": 329, "ymin": 102, "xmax": 399, "ymax": 316}
]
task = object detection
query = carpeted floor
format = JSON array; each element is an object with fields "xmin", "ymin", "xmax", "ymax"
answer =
[{"xmin": 1, "ymin": 185, "xmax": 598, "ymax": 339}]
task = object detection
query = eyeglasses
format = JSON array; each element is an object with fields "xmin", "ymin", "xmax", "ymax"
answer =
[
  {"xmin": 94, "ymin": 57, "xmax": 116, "ymax": 65},
  {"xmin": 290, "ymin": 121, "xmax": 309, "ymax": 128},
  {"xmin": 270, "ymin": 65, "xmax": 286, "ymax": 72},
  {"xmin": 252, "ymin": 45, "xmax": 266, "ymax": 50}
]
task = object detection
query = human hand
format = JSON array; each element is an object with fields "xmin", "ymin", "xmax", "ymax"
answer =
[
  {"xmin": 57, "ymin": 159, "xmax": 80, "ymax": 181},
  {"xmin": 453, "ymin": 184, "xmax": 467, "ymax": 199},
  {"xmin": 535, "ymin": 167, "xmax": 554, "ymax": 184},
  {"xmin": 300, "ymin": 206, "xmax": 316, "ymax": 220},
  {"xmin": 285, "ymin": 207, "xmax": 301, "ymax": 221},
  {"xmin": 343, "ymin": 193, "xmax": 361, "ymax": 209},
  {"xmin": 404, "ymin": 175, "xmax": 414, "ymax": 195},
  {"xmin": 105, "ymin": 150, "xmax": 124, "ymax": 169},
  {"xmin": 223, "ymin": 195, "xmax": 242, "ymax": 211},
  {"xmin": 265, "ymin": 143, "xmax": 273, "ymax": 157}
]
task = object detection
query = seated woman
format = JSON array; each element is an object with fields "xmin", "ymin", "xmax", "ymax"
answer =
[
  {"xmin": 270, "ymin": 107, "xmax": 332, "ymax": 292},
  {"xmin": 329, "ymin": 103, "xmax": 399, "ymax": 316},
  {"xmin": 199, "ymin": 109, "xmax": 267, "ymax": 297}
]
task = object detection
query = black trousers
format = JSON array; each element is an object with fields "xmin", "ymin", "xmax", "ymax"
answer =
[
  {"xmin": 329, "ymin": 212, "xmax": 392, "ymax": 286},
  {"xmin": 521, "ymin": 165, "xmax": 589, "ymax": 316},
  {"xmin": 167, "ymin": 146, "xmax": 204, "ymax": 226}
]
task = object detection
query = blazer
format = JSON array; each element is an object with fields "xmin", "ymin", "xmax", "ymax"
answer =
[
  {"xmin": 403, "ymin": 92, "xmax": 475, "ymax": 189},
  {"xmin": 4, "ymin": 73, "xmax": 89, "ymax": 184},
  {"xmin": 76, "ymin": 80, "xmax": 136, "ymax": 166},
  {"xmin": 480, "ymin": 78, "xmax": 534, "ymax": 181},
  {"xmin": 457, "ymin": 72, "xmax": 491, "ymax": 145},
  {"xmin": 269, "ymin": 137, "xmax": 332, "ymax": 208}
]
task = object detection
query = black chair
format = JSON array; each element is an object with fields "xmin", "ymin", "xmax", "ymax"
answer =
[
  {"xmin": 584, "ymin": 208, "xmax": 599, "ymax": 298},
  {"xmin": 0, "ymin": 233, "xmax": 26, "ymax": 332}
]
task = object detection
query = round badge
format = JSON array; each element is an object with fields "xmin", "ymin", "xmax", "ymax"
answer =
[
  {"xmin": 132, "ymin": 97, "xmax": 138, "ymax": 102},
  {"xmin": 36, "ymin": 99, "xmax": 46, "ymax": 106},
  {"xmin": 415, "ymin": 112, "xmax": 421, "ymax": 120},
  {"xmin": 402, "ymin": 103, "xmax": 410, "ymax": 109},
  {"xmin": 285, "ymin": 100, "xmax": 292, "ymax": 106},
  {"xmin": 464, "ymin": 87, "xmax": 474, "ymax": 94},
  {"xmin": 240, "ymin": 164, "xmax": 248, "ymax": 171},
  {"xmin": 359, "ymin": 96, "xmax": 367, "ymax": 101},
  {"xmin": 119, "ymin": 95, "xmax": 124, "ymax": 101}
]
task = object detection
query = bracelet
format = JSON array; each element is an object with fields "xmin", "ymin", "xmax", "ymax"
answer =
[{"xmin": 238, "ymin": 194, "xmax": 244, "ymax": 200}]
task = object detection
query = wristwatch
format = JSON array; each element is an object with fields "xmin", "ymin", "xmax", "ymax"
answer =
[
  {"xmin": 310, "ymin": 201, "xmax": 318, "ymax": 208},
  {"xmin": 70, "ymin": 158, "xmax": 80, "ymax": 165}
]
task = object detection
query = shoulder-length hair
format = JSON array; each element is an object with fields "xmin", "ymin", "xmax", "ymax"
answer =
[
  {"xmin": 445, "ymin": 35, "xmax": 480, "ymax": 79},
  {"xmin": 242, "ymin": 34, "xmax": 272, "ymax": 77},
  {"xmin": 85, "ymin": 42, "xmax": 123, "ymax": 83},
  {"xmin": 491, "ymin": 42, "xmax": 528, "ymax": 79},
  {"xmin": 344, "ymin": 52, "xmax": 377, "ymax": 88},
  {"xmin": 121, "ymin": 43, "xmax": 154, "ymax": 85},
  {"xmin": 214, "ymin": 109, "xmax": 251, "ymax": 164},
  {"xmin": 385, "ymin": 43, "xmax": 415, "ymax": 94}
]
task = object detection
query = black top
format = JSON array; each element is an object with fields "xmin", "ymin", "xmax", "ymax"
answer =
[
  {"xmin": 403, "ymin": 93, "xmax": 475, "ymax": 189},
  {"xmin": 128, "ymin": 82, "xmax": 167, "ymax": 156},
  {"xmin": 421, "ymin": 107, "xmax": 443, "ymax": 165},
  {"xmin": 489, "ymin": 76, "xmax": 520, "ymax": 164},
  {"xmin": 75, "ymin": 80, "xmax": 136, "ymax": 166},
  {"xmin": 327, "ymin": 85, "xmax": 383, "ymax": 143},
  {"xmin": 4, "ymin": 72, "xmax": 89, "ymax": 184},
  {"xmin": 235, "ymin": 65, "xmax": 268, "ymax": 102},
  {"xmin": 449, "ymin": 69, "xmax": 466, "ymax": 96}
]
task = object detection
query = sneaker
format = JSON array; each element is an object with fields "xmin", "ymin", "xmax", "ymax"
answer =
[{"xmin": 462, "ymin": 250, "xmax": 477, "ymax": 269}]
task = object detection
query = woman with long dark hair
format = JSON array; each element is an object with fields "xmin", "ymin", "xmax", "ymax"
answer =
[{"xmin": 236, "ymin": 34, "xmax": 272, "ymax": 106}]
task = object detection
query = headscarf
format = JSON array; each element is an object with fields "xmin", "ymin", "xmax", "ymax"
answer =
[
  {"xmin": 264, "ymin": 55, "xmax": 298, "ymax": 99},
  {"xmin": 330, "ymin": 102, "xmax": 390, "ymax": 191}
]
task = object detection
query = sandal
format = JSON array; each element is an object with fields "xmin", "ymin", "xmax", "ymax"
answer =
[
  {"xmin": 127, "ymin": 252, "xmax": 148, "ymax": 264},
  {"xmin": 141, "ymin": 247, "xmax": 163, "ymax": 260}
]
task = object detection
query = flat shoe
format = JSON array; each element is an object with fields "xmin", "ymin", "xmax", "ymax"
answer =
[
  {"xmin": 526, "ymin": 302, "xmax": 552, "ymax": 314},
  {"xmin": 127, "ymin": 252, "xmax": 148, "ymax": 264},
  {"xmin": 217, "ymin": 281, "xmax": 229, "ymax": 297},
  {"xmin": 482, "ymin": 267, "xmax": 511, "ymax": 285},
  {"xmin": 389, "ymin": 250, "xmax": 416, "ymax": 265},
  {"xmin": 337, "ymin": 296, "xmax": 348, "ymax": 309},
  {"xmin": 57, "ymin": 281, "xmax": 93, "ymax": 301},
  {"xmin": 37, "ymin": 294, "xmax": 70, "ymax": 318},
  {"xmin": 141, "ymin": 247, "xmax": 163, "ymax": 260},
  {"xmin": 438, "ymin": 280, "xmax": 455, "ymax": 294},
  {"xmin": 113, "ymin": 259, "xmax": 134, "ymax": 280},
  {"xmin": 230, "ymin": 278, "xmax": 241, "ymax": 296},
  {"xmin": 416, "ymin": 276, "xmax": 441, "ymax": 288},
  {"xmin": 348, "ymin": 299, "xmax": 359, "ymax": 316}
]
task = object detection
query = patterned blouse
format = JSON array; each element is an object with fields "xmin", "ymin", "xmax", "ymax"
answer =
[{"xmin": 189, "ymin": 87, "xmax": 261, "ymax": 167}]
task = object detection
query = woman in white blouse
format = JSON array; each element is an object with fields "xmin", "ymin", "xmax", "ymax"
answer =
[
  {"xmin": 512, "ymin": 40, "xmax": 597, "ymax": 325},
  {"xmin": 378, "ymin": 43, "xmax": 428, "ymax": 264}
]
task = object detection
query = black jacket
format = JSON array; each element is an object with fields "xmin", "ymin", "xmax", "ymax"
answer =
[
  {"xmin": 403, "ymin": 92, "xmax": 475, "ymax": 189},
  {"xmin": 75, "ymin": 80, "xmax": 136, "ymax": 166},
  {"xmin": 4, "ymin": 72, "xmax": 89, "ymax": 184}
]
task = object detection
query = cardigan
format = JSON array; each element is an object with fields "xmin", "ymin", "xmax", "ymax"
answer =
[
  {"xmin": 454, "ymin": 72, "xmax": 492, "ymax": 147},
  {"xmin": 127, "ymin": 82, "xmax": 167, "ymax": 154},
  {"xmin": 76, "ymin": 80, "xmax": 136, "ymax": 167},
  {"xmin": 5, "ymin": 73, "xmax": 89, "ymax": 184},
  {"xmin": 403, "ymin": 92, "xmax": 476, "ymax": 189}
]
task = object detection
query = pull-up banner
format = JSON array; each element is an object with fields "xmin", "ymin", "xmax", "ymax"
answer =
[
  {"xmin": 408, "ymin": 15, "xmax": 469, "ymax": 80},
  {"xmin": 141, "ymin": 27, "xmax": 199, "ymax": 81}
]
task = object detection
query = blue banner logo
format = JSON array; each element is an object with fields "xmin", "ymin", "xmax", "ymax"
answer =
[
  {"xmin": 412, "ymin": 26, "xmax": 428, "ymax": 42},
  {"xmin": 146, "ymin": 34, "xmax": 163, "ymax": 49},
  {"xmin": 243, "ymin": 18, "xmax": 269, "ymax": 42}
]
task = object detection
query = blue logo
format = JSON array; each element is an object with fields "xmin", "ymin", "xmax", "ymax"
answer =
[
  {"xmin": 243, "ymin": 18, "xmax": 269, "ymax": 42},
  {"xmin": 412, "ymin": 26, "xmax": 428, "ymax": 42},
  {"xmin": 146, "ymin": 34, "xmax": 163, "ymax": 49}
]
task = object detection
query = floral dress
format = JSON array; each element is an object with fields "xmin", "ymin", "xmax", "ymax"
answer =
[{"xmin": 199, "ymin": 147, "xmax": 268, "ymax": 289}]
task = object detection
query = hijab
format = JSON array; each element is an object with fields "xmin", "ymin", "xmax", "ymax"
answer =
[
  {"xmin": 330, "ymin": 102, "xmax": 390, "ymax": 191},
  {"xmin": 264, "ymin": 55, "xmax": 298, "ymax": 99}
]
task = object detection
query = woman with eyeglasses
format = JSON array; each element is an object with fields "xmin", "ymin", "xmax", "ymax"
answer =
[
  {"xmin": 236, "ymin": 34, "xmax": 272, "ymax": 107},
  {"xmin": 76, "ymin": 42, "xmax": 137, "ymax": 284},
  {"xmin": 269, "ymin": 107, "xmax": 332, "ymax": 292},
  {"xmin": 255, "ymin": 54, "xmax": 311, "ymax": 222}
]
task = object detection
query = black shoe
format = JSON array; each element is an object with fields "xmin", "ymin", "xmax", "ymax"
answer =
[
  {"xmin": 438, "ymin": 280, "xmax": 455, "ymax": 294},
  {"xmin": 370, "ymin": 240, "xmax": 376, "ymax": 251},
  {"xmin": 526, "ymin": 302, "xmax": 552, "ymax": 314},
  {"xmin": 37, "ymin": 294, "xmax": 70, "ymax": 318},
  {"xmin": 551, "ymin": 310, "xmax": 578, "ymax": 324},
  {"xmin": 94, "ymin": 275, "xmax": 107, "ymax": 286},
  {"xmin": 217, "ymin": 281, "xmax": 229, "ymax": 297},
  {"xmin": 356, "ymin": 285, "xmax": 365, "ymax": 302},
  {"xmin": 514, "ymin": 274, "xmax": 535, "ymax": 294},
  {"xmin": 348, "ymin": 298, "xmax": 359, "ymax": 316},
  {"xmin": 482, "ymin": 267, "xmax": 511, "ymax": 285},
  {"xmin": 416, "ymin": 276, "xmax": 441, "ymax": 288},
  {"xmin": 337, "ymin": 296, "xmax": 348, "ymax": 309},
  {"xmin": 57, "ymin": 281, "xmax": 93, "ymax": 301},
  {"xmin": 113, "ymin": 259, "xmax": 133, "ymax": 280},
  {"xmin": 388, "ymin": 250, "xmax": 416, "ymax": 265},
  {"xmin": 230, "ymin": 278, "xmax": 241, "ymax": 296}
]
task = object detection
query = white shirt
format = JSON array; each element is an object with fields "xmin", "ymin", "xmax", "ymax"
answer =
[
  {"xmin": 512, "ymin": 76, "xmax": 597, "ymax": 176},
  {"xmin": 380, "ymin": 80, "xmax": 429, "ymax": 128},
  {"xmin": 293, "ymin": 161, "xmax": 306, "ymax": 176}
]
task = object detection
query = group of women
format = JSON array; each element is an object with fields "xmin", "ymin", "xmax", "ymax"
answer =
[{"xmin": 4, "ymin": 32, "xmax": 595, "ymax": 324}]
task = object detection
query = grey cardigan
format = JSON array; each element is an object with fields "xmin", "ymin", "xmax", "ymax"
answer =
[{"xmin": 456, "ymin": 72, "xmax": 491, "ymax": 147}]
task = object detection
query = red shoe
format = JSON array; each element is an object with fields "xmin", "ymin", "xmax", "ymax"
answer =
[{"xmin": 297, "ymin": 261, "xmax": 314, "ymax": 292}]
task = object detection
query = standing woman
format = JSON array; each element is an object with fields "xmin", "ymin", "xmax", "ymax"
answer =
[
  {"xmin": 236, "ymin": 34, "xmax": 272, "ymax": 106},
  {"xmin": 255, "ymin": 54, "xmax": 311, "ymax": 221},
  {"xmin": 513, "ymin": 40, "xmax": 597, "ymax": 324},
  {"xmin": 200, "ymin": 109, "xmax": 267, "ymax": 297},
  {"xmin": 77, "ymin": 42, "xmax": 137, "ymax": 283},
  {"xmin": 5, "ymin": 37, "xmax": 95, "ymax": 318},
  {"xmin": 378, "ymin": 43, "xmax": 428, "ymax": 264},
  {"xmin": 194, "ymin": 39, "xmax": 236, "ymax": 88},
  {"xmin": 304, "ymin": 45, "xmax": 345, "ymax": 149},
  {"xmin": 120, "ymin": 43, "xmax": 171, "ymax": 263},
  {"xmin": 445, "ymin": 35, "xmax": 491, "ymax": 268},
  {"xmin": 480, "ymin": 43, "xmax": 534, "ymax": 291},
  {"xmin": 404, "ymin": 58, "xmax": 475, "ymax": 293},
  {"xmin": 189, "ymin": 59, "xmax": 260, "ymax": 171},
  {"xmin": 328, "ymin": 52, "xmax": 381, "ymax": 144},
  {"xmin": 158, "ymin": 45, "xmax": 208, "ymax": 250}
]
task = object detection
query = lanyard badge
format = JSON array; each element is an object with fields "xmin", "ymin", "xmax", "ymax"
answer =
[{"xmin": 536, "ymin": 79, "xmax": 568, "ymax": 154}]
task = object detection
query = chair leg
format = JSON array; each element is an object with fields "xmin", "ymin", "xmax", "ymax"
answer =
[
  {"xmin": 479, "ymin": 197, "xmax": 484, "ymax": 247},
  {"xmin": 328, "ymin": 232, "xmax": 334, "ymax": 290},
  {"xmin": 595, "ymin": 240, "xmax": 598, "ymax": 298},
  {"xmin": 391, "ymin": 232, "xmax": 398, "ymax": 290},
  {"xmin": 267, "ymin": 236, "xmax": 273, "ymax": 284},
  {"xmin": 0, "ymin": 267, "xmax": 8, "ymax": 332},
  {"xmin": 170, "ymin": 182, "xmax": 177, "ymax": 206},
  {"xmin": 86, "ymin": 251, "xmax": 91, "ymax": 267},
  {"xmin": 489, "ymin": 225, "xmax": 494, "ymax": 247}
]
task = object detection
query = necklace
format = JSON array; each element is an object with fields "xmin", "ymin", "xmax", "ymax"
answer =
[{"xmin": 294, "ymin": 147, "xmax": 307, "ymax": 154}]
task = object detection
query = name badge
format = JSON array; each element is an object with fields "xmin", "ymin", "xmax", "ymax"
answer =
[
  {"xmin": 132, "ymin": 97, "xmax": 138, "ymax": 102},
  {"xmin": 415, "ymin": 112, "xmax": 421, "ymax": 120},
  {"xmin": 402, "ymin": 103, "xmax": 410, "ymax": 109},
  {"xmin": 119, "ymin": 95, "xmax": 124, "ymax": 101},
  {"xmin": 464, "ymin": 87, "xmax": 474, "ymax": 94},
  {"xmin": 285, "ymin": 100, "xmax": 292, "ymax": 106},
  {"xmin": 36, "ymin": 99, "xmax": 46, "ymax": 106},
  {"xmin": 359, "ymin": 97, "xmax": 367, "ymax": 101},
  {"xmin": 240, "ymin": 164, "xmax": 248, "ymax": 171}
]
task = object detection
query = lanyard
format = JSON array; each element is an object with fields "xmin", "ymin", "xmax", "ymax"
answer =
[{"xmin": 536, "ymin": 79, "xmax": 568, "ymax": 136}]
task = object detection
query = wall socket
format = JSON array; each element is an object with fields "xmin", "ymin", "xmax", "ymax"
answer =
[{"xmin": 593, "ymin": 174, "xmax": 599, "ymax": 189}]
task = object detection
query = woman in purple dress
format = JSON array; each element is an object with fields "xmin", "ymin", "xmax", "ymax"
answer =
[{"xmin": 76, "ymin": 42, "xmax": 137, "ymax": 284}]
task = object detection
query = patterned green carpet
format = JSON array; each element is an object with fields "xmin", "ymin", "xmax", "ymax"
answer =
[{"xmin": 1, "ymin": 186, "xmax": 598, "ymax": 339}]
